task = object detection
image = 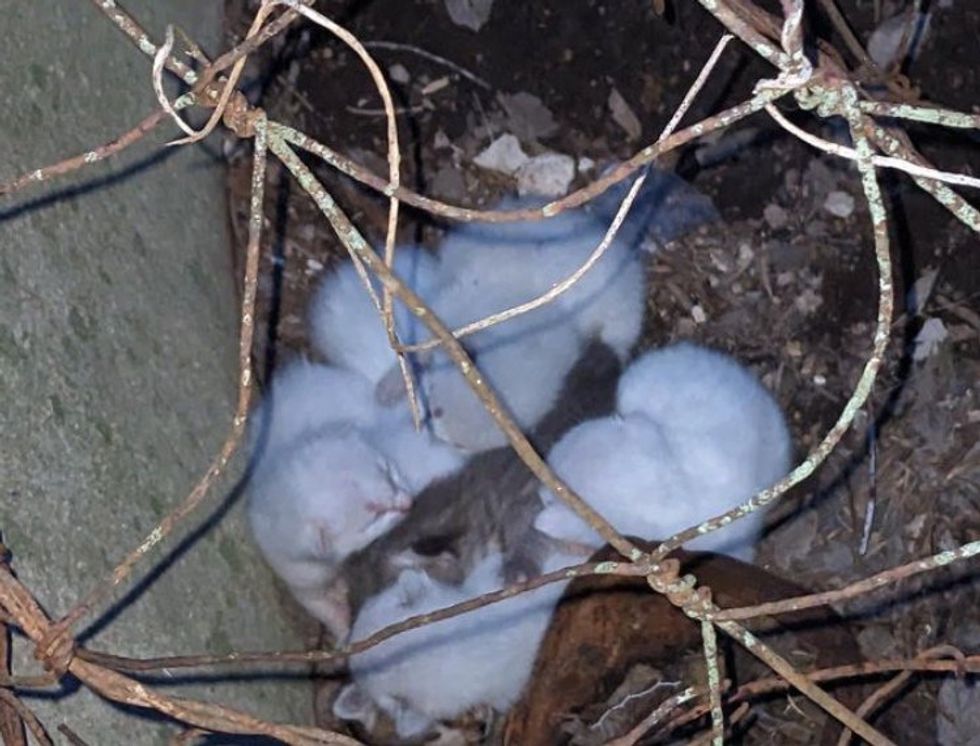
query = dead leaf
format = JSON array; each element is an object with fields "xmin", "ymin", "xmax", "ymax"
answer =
[
  {"xmin": 497, "ymin": 92, "xmax": 559, "ymax": 141},
  {"xmin": 608, "ymin": 87, "xmax": 642, "ymax": 142}
]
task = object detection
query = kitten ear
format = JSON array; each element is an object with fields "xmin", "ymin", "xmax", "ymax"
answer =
[
  {"xmin": 375, "ymin": 363, "xmax": 409, "ymax": 406},
  {"xmin": 333, "ymin": 683, "xmax": 377, "ymax": 728},
  {"xmin": 395, "ymin": 568, "xmax": 434, "ymax": 605},
  {"xmin": 392, "ymin": 701, "xmax": 434, "ymax": 739}
]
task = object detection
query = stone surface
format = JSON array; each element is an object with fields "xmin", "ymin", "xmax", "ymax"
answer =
[{"xmin": 0, "ymin": 2, "xmax": 312, "ymax": 743}]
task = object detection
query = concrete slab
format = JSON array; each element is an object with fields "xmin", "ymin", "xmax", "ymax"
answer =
[{"xmin": 0, "ymin": 2, "xmax": 313, "ymax": 742}]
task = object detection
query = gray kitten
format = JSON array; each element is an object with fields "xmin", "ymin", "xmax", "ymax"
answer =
[{"xmin": 337, "ymin": 340, "xmax": 623, "ymax": 619}]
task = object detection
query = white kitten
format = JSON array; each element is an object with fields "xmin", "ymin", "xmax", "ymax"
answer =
[
  {"xmin": 248, "ymin": 424, "xmax": 411, "ymax": 626},
  {"xmin": 334, "ymin": 548, "xmax": 577, "ymax": 739},
  {"xmin": 535, "ymin": 343, "xmax": 791, "ymax": 561},
  {"xmin": 419, "ymin": 199, "xmax": 647, "ymax": 452},
  {"xmin": 247, "ymin": 359, "xmax": 464, "ymax": 635},
  {"xmin": 616, "ymin": 342, "xmax": 792, "ymax": 498}
]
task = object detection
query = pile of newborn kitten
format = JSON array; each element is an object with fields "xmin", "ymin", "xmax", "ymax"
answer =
[{"xmin": 246, "ymin": 191, "xmax": 792, "ymax": 740}]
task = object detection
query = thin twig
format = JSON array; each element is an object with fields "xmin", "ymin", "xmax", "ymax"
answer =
[
  {"xmin": 0, "ymin": 690, "xmax": 52, "ymax": 746},
  {"xmin": 1, "ymin": 3, "xmax": 306, "ymax": 199},
  {"xmin": 162, "ymin": 3, "xmax": 271, "ymax": 147},
  {"xmin": 56, "ymin": 112, "xmax": 269, "ymax": 636},
  {"xmin": 859, "ymin": 100, "xmax": 980, "ymax": 129},
  {"xmin": 270, "ymin": 0, "xmax": 421, "ymax": 425},
  {"xmin": 152, "ymin": 27, "xmax": 200, "ymax": 138},
  {"xmin": 0, "ymin": 566, "xmax": 361, "ymax": 745},
  {"xmin": 867, "ymin": 124, "xmax": 980, "ymax": 233},
  {"xmin": 713, "ymin": 619, "xmax": 893, "ymax": 745},
  {"xmin": 397, "ymin": 169, "xmax": 652, "ymax": 352},
  {"xmin": 709, "ymin": 539, "xmax": 980, "ymax": 621},
  {"xmin": 701, "ymin": 618, "xmax": 725, "ymax": 745},
  {"xmin": 836, "ymin": 644, "xmax": 958, "ymax": 746},
  {"xmin": 603, "ymin": 687, "xmax": 703, "ymax": 746},
  {"xmin": 363, "ymin": 41, "xmax": 492, "ymax": 90},
  {"xmin": 836, "ymin": 672, "xmax": 911, "ymax": 746},
  {"xmin": 79, "ymin": 561, "xmax": 654, "ymax": 673},
  {"xmin": 399, "ymin": 32, "xmax": 735, "ymax": 352},
  {"xmin": 87, "ymin": 0, "xmax": 197, "ymax": 85},
  {"xmin": 815, "ymin": 0, "xmax": 882, "ymax": 75},
  {"xmin": 0, "ymin": 545, "xmax": 26, "ymax": 746},
  {"xmin": 58, "ymin": 723, "xmax": 93, "ymax": 746},
  {"xmin": 272, "ymin": 87, "xmax": 785, "ymax": 223},
  {"xmin": 636, "ymin": 650, "xmax": 979, "ymax": 740},
  {"xmin": 765, "ymin": 103, "xmax": 980, "ymax": 189},
  {"xmin": 0, "ymin": 108, "xmax": 170, "ymax": 197}
]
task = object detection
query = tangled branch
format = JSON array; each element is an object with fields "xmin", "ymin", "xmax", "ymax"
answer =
[{"xmin": 1, "ymin": 0, "xmax": 978, "ymax": 743}]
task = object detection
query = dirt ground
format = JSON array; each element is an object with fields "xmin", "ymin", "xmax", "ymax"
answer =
[{"xmin": 224, "ymin": 0, "xmax": 979, "ymax": 742}]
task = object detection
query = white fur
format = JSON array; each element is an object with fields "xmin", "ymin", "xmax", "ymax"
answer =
[
  {"xmin": 616, "ymin": 342, "xmax": 792, "ymax": 498},
  {"xmin": 419, "ymin": 200, "xmax": 647, "ymax": 452},
  {"xmin": 435, "ymin": 201, "xmax": 645, "ymax": 360},
  {"xmin": 309, "ymin": 247, "xmax": 439, "ymax": 388},
  {"xmin": 248, "ymin": 424, "xmax": 411, "ymax": 622},
  {"xmin": 531, "ymin": 216, "xmax": 645, "ymax": 360},
  {"xmin": 336, "ymin": 548, "xmax": 576, "ymax": 738},
  {"xmin": 248, "ymin": 359, "xmax": 376, "ymax": 461},
  {"xmin": 535, "ymin": 343, "xmax": 791, "ymax": 561},
  {"xmin": 423, "ymin": 318, "xmax": 582, "ymax": 452},
  {"xmin": 371, "ymin": 405, "xmax": 467, "ymax": 494},
  {"xmin": 247, "ymin": 360, "xmax": 464, "ymax": 631}
]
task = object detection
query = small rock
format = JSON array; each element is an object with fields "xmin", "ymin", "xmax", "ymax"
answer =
[
  {"xmin": 516, "ymin": 153, "xmax": 575, "ymax": 197},
  {"xmin": 907, "ymin": 267, "xmax": 940, "ymax": 316},
  {"xmin": 736, "ymin": 243, "xmax": 755, "ymax": 271},
  {"xmin": 823, "ymin": 190, "xmax": 855, "ymax": 218},
  {"xmin": 913, "ymin": 317, "xmax": 949, "ymax": 361},
  {"xmin": 607, "ymin": 87, "xmax": 642, "ymax": 142},
  {"xmin": 433, "ymin": 130, "xmax": 452, "ymax": 150},
  {"xmin": 905, "ymin": 513, "xmax": 928, "ymax": 540},
  {"xmin": 868, "ymin": 10, "xmax": 932, "ymax": 69},
  {"xmin": 794, "ymin": 287, "xmax": 823, "ymax": 315},
  {"xmin": 388, "ymin": 63, "xmax": 410, "ymax": 84},
  {"xmin": 444, "ymin": 0, "xmax": 494, "ymax": 31},
  {"xmin": 473, "ymin": 133, "xmax": 529, "ymax": 175},
  {"xmin": 691, "ymin": 304, "xmax": 707, "ymax": 324},
  {"xmin": 420, "ymin": 76, "xmax": 450, "ymax": 96},
  {"xmin": 430, "ymin": 165, "xmax": 468, "ymax": 202},
  {"xmin": 856, "ymin": 625, "xmax": 900, "ymax": 660},
  {"xmin": 577, "ymin": 156, "xmax": 595, "ymax": 173},
  {"xmin": 763, "ymin": 203, "xmax": 789, "ymax": 230},
  {"xmin": 498, "ymin": 91, "xmax": 559, "ymax": 141}
]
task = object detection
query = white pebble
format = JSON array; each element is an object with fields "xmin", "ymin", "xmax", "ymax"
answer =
[
  {"xmin": 516, "ymin": 152, "xmax": 575, "ymax": 198},
  {"xmin": 473, "ymin": 133, "xmax": 529, "ymax": 176},
  {"xmin": 823, "ymin": 190, "xmax": 855, "ymax": 218}
]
